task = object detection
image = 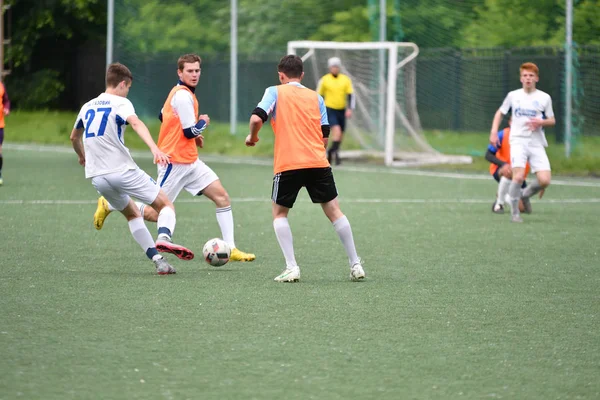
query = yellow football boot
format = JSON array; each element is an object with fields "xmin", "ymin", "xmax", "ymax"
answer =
[
  {"xmin": 229, "ymin": 248, "xmax": 256, "ymax": 262},
  {"xmin": 93, "ymin": 196, "xmax": 112, "ymax": 230}
]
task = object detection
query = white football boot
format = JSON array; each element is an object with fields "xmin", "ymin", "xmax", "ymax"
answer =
[
  {"xmin": 153, "ymin": 256, "xmax": 176, "ymax": 275},
  {"xmin": 274, "ymin": 266, "xmax": 300, "ymax": 282},
  {"xmin": 350, "ymin": 260, "xmax": 366, "ymax": 281}
]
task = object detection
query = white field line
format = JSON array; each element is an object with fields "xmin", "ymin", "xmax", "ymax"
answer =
[
  {"xmin": 1, "ymin": 198, "xmax": 600, "ymax": 206},
  {"xmin": 5, "ymin": 142, "xmax": 600, "ymax": 188}
]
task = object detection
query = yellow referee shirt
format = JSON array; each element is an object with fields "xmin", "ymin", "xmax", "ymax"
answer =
[{"xmin": 317, "ymin": 73, "xmax": 354, "ymax": 110}]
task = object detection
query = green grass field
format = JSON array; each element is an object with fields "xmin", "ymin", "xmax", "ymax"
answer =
[
  {"xmin": 5, "ymin": 110, "xmax": 600, "ymax": 176},
  {"xmin": 1, "ymin": 147, "xmax": 599, "ymax": 399}
]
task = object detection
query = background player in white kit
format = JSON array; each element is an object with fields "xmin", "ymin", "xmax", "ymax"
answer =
[
  {"xmin": 489, "ymin": 62, "xmax": 555, "ymax": 223},
  {"xmin": 70, "ymin": 63, "xmax": 194, "ymax": 274}
]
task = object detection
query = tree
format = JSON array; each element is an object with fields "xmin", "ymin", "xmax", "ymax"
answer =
[
  {"xmin": 116, "ymin": 0, "xmax": 228, "ymax": 56},
  {"xmin": 5, "ymin": 0, "xmax": 105, "ymax": 108},
  {"xmin": 400, "ymin": 0, "xmax": 476, "ymax": 48},
  {"xmin": 550, "ymin": 0, "xmax": 600, "ymax": 46},
  {"xmin": 460, "ymin": 0, "xmax": 600, "ymax": 48}
]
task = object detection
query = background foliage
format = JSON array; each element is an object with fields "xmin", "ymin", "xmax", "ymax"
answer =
[{"xmin": 4, "ymin": 0, "xmax": 599, "ymax": 110}]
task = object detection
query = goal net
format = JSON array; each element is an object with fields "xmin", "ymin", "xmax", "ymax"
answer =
[{"xmin": 288, "ymin": 41, "xmax": 472, "ymax": 167}]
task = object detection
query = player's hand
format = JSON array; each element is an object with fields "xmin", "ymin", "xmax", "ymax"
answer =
[
  {"xmin": 152, "ymin": 149, "xmax": 170, "ymax": 166},
  {"xmin": 245, "ymin": 134, "xmax": 259, "ymax": 147},
  {"xmin": 489, "ymin": 130, "xmax": 499, "ymax": 147},
  {"xmin": 78, "ymin": 155, "xmax": 85, "ymax": 166},
  {"xmin": 527, "ymin": 118, "xmax": 544, "ymax": 131},
  {"xmin": 199, "ymin": 114, "xmax": 210, "ymax": 126},
  {"xmin": 539, "ymin": 188, "xmax": 545, "ymax": 199},
  {"xmin": 195, "ymin": 135, "xmax": 204, "ymax": 148},
  {"xmin": 345, "ymin": 109, "xmax": 352, "ymax": 119},
  {"xmin": 3, "ymin": 108, "xmax": 9, "ymax": 116}
]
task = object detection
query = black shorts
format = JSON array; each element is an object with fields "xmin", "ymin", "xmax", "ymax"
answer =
[
  {"xmin": 326, "ymin": 107, "xmax": 346, "ymax": 132},
  {"xmin": 0, "ymin": 128, "xmax": 4, "ymax": 145},
  {"xmin": 272, "ymin": 167, "xmax": 338, "ymax": 208},
  {"xmin": 492, "ymin": 166, "xmax": 527, "ymax": 188}
]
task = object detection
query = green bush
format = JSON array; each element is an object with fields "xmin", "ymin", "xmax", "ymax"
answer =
[{"xmin": 6, "ymin": 69, "xmax": 65, "ymax": 109}]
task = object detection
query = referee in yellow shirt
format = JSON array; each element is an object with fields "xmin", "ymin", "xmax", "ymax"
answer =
[{"xmin": 317, "ymin": 57, "xmax": 355, "ymax": 165}]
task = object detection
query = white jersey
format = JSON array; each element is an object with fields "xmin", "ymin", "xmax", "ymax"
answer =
[
  {"xmin": 499, "ymin": 88, "xmax": 554, "ymax": 147},
  {"xmin": 74, "ymin": 93, "xmax": 138, "ymax": 178}
]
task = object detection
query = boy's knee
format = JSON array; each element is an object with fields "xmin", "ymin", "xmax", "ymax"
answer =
[{"xmin": 539, "ymin": 178, "xmax": 551, "ymax": 188}]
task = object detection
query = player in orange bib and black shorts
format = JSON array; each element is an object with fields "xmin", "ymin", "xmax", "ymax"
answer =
[{"xmin": 245, "ymin": 55, "xmax": 365, "ymax": 282}]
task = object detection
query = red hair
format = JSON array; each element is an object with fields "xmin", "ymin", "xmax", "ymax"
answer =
[{"xmin": 520, "ymin": 62, "xmax": 539, "ymax": 76}]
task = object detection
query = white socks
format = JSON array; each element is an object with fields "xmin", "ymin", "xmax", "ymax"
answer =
[
  {"xmin": 332, "ymin": 215, "xmax": 360, "ymax": 266},
  {"xmin": 273, "ymin": 215, "xmax": 360, "ymax": 269},
  {"xmin": 508, "ymin": 180, "xmax": 522, "ymax": 216},
  {"xmin": 522, "ymin": 180, "xmax": 543, "ymax": 198},
  {"xmin": 497, "ymin": 176, "xmax": 511, "ymax": 206},
  {"xmin": 273, "ymin": 217, "xmax": 298, "ymax": 268},
  {"xmin": 157, "ymin": 206, "xmax": 176, "ymax": 240},
  {"xmin": 128, "ymin": 217, "xmax": 158, "ymax": 259},
  {"xmin": 216, "ymin": 206, "xmax": 235, "ymax": 248}
]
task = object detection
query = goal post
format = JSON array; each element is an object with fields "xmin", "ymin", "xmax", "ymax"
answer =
[{"xmin": 288, "ymin": 40, "xmax": 472, "ymax": 167}]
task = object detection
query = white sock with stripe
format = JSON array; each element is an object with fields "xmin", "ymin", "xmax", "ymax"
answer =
[
  {"xmin": 157, "ymin": 206, "xmax": 176, "ymax": 240},
  {"xmin": 128, "ymin": 217, "xmax": 159, "ymax": 259},
  {"xmin": 134, "ymin": 201, "xmax": 146, "ymax": 218},
  {"xmin": 273, "ymin": 217, "xmax": 298, "ymax": 268},
  {"xmin": 216, "ymin": 206, "xmax": 235, "ymax": 248}
]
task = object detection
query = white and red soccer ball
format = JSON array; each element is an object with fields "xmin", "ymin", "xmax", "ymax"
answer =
[{"xmin": 202, "ymin": 238, "xmax": 231, "ymax": 267}]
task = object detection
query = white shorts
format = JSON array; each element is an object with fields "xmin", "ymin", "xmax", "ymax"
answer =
[
  {"xmin": 91, "ymin": 168, "xmax": 160, "ymax": 211},
  {"xmin": 510, "ymin": 142, "xmax": 551, "ymax": 173},
  {"xmin": 156, "ymin": 159, "xmax": 219, "ymax": 202}
]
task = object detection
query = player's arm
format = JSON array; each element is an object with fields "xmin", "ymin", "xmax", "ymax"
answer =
[
  {"xmin": 527, "ymin": 116, "xmax": 555, "ymax": 130},
  {"xmin": 490, "ymin": 110, "xmax": 505, "ymax": 145},
  {"xmin": 485, "ymin": 150, "xmax": 506, "ymax": 167},
  {"xmin": 527, "ymin": 96, "xmax": 556, "ymax": 130},
  {"xmin": 319, "ymin": 94, "xmax": 330, "ymax": 148},
  {"xmin": 485, "ymin": 130, "xmax": 512, "ymax": 176},
  {"xmin": 247, "ymin": 114, "xmax": 263, "ymax": 146},
  {"xmin": 490, "ymin": 92, "xmax": 511, "ymax": 145},
  {"xmin": 345, "ymin": 78, "xmax": 355, "ymax": 118},
  {"xmin": 2, "ymin": 87, "xmax": 10, "ymax": 116},
  {"xmin": 317, "ymin": 77, "xmax": 325, "ymax": 96},
  {"xmin": 172, "ymin": 90, "xmax": 208, "ymax": 139},
  {"xmin": 127, "ymin": 115, "xmax": 169, "ymax": 166},
  {"xmin": 485, "ymin": 145, "xmax": 506, "ymax": 168},
  {"xmin": 70, "ymin": 116, "xmax": 85, "ymax": 166},
  {"xmin": 246, "ymin": 86, "xmax": 277, "ymax": 147}
]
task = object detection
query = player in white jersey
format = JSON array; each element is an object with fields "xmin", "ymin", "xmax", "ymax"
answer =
[
  {"xmin": 93, "ymin": 54, "xmax": 255, "ymax": 262},
  {"xmin": 489, "ymin": 62, "xmax": 555, "ymax": 223},
  {"xmin": 70, "ymin": 63, "xmax": 194, "ymax": 274}
]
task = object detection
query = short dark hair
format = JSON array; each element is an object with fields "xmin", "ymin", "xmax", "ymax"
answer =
[
  {"xmin": 178, "ymin": 54, "xmax": 202, "ymax": 71},
  {"xmin": 278, "ymin": 55, "xmax": 303, "ymax": 78},
  {"xmin": 106, "ymin": 63, "xmax": 133, "ymax": 88}
]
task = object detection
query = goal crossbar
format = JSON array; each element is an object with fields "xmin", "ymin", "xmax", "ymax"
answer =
[{"xmin": 289, "ymin": 41, "xmax": 419, "ymax": 71}]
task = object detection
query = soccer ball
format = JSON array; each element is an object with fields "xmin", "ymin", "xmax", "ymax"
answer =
[{"xmin": 202, "ymin": 238, "xmax": 231, "ymax": 267}]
